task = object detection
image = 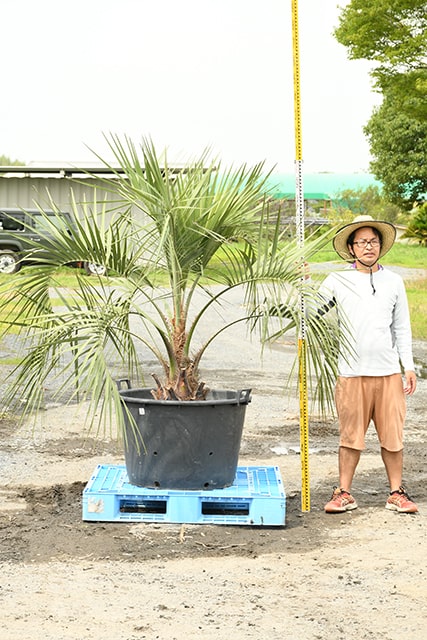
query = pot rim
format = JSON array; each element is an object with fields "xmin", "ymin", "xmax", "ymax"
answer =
[{"xmin": 118, "ymin": 386, "xmax": 252, "ymax": 406}]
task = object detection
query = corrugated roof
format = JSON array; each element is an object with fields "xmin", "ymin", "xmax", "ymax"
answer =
[
  {"xmin": 0, "ymin": 164, "xmax": 187, "ymax": 178},
  {"xmin": 0, "ymin": 166, "xmax": 383, "ymax": 201}
]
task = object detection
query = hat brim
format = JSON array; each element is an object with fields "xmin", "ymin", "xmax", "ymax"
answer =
[{"xmin": 333, "ymin": 220, "xmax": 396, "ymax": 261}]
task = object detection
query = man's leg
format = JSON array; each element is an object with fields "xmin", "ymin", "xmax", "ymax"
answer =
[
  {"xmin": 334, "ymin": 377, "xmax": 367, "ymax": 492},
  {"xmin": 339, "ymin": 445, "xmax": 361, "ymax": 492},
  {"xmin": 374, "ymin": 374, "xmax": 417, "ymax": 511},
  {"xmin": 381, "ymin": 447, "xmax": 418, "ymax": 513},
  {"xmin": 381, "ymin": 447, "xmax": 403, "ymax": 491},
  {"xmin": 324, "ymin": 445, "xmax": 360, "ymax": 513}
]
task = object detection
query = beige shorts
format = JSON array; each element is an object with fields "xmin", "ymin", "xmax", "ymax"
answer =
[{"xmin": 335, "ymin": 374, "xmax": 406, "ymax": 452}]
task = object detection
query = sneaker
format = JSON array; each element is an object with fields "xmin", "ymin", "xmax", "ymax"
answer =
[
  {"xmin": 386, "ymin": 486, "xmax": 418, "ymax": 513},
  {"xmin": 324, "ymin": 487, "xmax": 358, "ymax": 513}
]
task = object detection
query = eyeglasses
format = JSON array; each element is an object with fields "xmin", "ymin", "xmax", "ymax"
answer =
[{"xmin": 352, "ymin": 238, "xmax": 380, "ymax": 248}]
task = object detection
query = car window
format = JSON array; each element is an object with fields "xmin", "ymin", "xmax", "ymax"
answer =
[
  {"xmin": 33, "ymin": 213, "xmax": 71, "ymax": 232},
  {"xmin": 0, "ymin": 212, "xmax": 25, "ymax": 231}
]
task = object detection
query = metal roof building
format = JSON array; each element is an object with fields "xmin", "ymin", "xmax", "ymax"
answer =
[
  {"xmin": 0, "ymin": 165, "xmax": 383, "ymax": 213},
  {"xmin": 0, "ymin": 165, "xmax": 127, "ymax": 213}
]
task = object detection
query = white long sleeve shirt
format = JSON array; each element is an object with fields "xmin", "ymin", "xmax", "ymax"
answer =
[{"xmin": 319, "ymin": 266, "xmax": 415, "ymax": 377}]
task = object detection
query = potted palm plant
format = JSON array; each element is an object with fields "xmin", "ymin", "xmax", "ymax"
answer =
[{"xmin": 0, "ymin": 136, "xmax": 340, "ymax": 490}]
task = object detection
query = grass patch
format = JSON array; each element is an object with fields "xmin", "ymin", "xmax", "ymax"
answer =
[
  {"xmin": 0, "ymin": 292, "xmax": 25, "ymax": 335},
  {"xmin": 0, "ymin": 267, "xmax": 85, "ymax": 333},
  {"xmin": 381, "ymin": 243, "xmax": 427, "ymax": 269},
  {"xmin": 311, "ymin": 241, "xmax": 427, "ymax": 269},
  {"xmin": 0, "ymin": 247, "xmax": 425, "ymax": 341},
  {"xmin": 1, "ymin": 357, "xmax": 22, "ymax": 365},
  {"xmin": 0, "ymin": 266, "xmax": 86, "ymax": 289},
  {"xmin": 310, "ymin": 246, "xmax": 339, "ymax": 263},
  {"xmin": 405, "ymin": 277, "xmax": 427, "ymax": 340}
]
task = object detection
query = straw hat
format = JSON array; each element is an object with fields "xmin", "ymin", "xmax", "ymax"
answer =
[{"xmin": 333, "ymin": 215, "xmax": 396, "ymax": 261}]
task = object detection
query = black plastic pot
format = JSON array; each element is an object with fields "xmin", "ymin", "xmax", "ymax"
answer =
[{"xmin": 117, "ymin": 382, "xmax": 251, "ymax": 491}]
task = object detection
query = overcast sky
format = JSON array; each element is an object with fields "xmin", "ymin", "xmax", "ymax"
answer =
[{"xmin": 1, "ymin": 0, "xmax": 381, "ymax": 173}]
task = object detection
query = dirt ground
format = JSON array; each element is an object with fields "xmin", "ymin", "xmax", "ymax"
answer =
[{"xmin": 1, "ymin": 273, "xmax": 426, "ymax": 640}]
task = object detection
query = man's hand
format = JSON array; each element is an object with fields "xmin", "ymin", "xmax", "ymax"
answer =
[{"xmin": 403, "ymin": 370, "xmax": 417, "ymax": 395}]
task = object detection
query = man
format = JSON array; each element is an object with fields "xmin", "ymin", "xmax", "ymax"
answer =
[{"xmin": 320, "ymin": 215, "xmax": 418, "ymax": 514}]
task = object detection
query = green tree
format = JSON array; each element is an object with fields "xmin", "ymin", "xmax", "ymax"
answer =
[
  {"xmin": 402, "ymin": 202, "xmax": 427, "ymax": 245},
  {"xmin": 334, "ymin": 0, "xmax": 427, "ymax": 119},
  {"xmin": 328, "ymin": 185, "xmax": 401, "ymax": 224},
  {"xmin": 364, "ymin": 97, "xmax": 427, "ymax": 208},
  {"xmin": 0, "ymin": 155, "xmax": 24, "ymax": 166},
  {"xmin": 335, "ymin": 1, "xmax": 427, "ymax": 209}
]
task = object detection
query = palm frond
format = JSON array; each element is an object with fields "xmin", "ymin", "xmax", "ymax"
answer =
[{"xmin": 0, "ymin": 136, "xmax": 346, "ymax": 433}]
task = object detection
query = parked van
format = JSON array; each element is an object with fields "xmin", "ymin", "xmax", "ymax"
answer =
[{"xmin": 0, "ymin": 208, "xmax": 106, "ymax": 275}]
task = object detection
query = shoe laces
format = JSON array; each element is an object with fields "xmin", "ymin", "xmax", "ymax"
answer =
[
  {"xmin": 332, "ymin": 486, "xmax": 349, "ymax": 498},
  {"xmin": 390, "ymin": 486, "xmax": 413, "ymax": 501}
]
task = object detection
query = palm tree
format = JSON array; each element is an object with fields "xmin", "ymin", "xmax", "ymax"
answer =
[{"xmin": 0, "ymin": 136, "xmax": 342, "ymax": 435}]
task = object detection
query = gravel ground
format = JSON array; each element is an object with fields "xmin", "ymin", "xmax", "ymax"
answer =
[{"xmin": 0, "ymin": 268, "xmax": 426, "ymax": 640}]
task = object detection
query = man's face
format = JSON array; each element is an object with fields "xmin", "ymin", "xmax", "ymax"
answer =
[{"xmin": 349, "ymin": 226, "xmax": 381, "ymax": 267}]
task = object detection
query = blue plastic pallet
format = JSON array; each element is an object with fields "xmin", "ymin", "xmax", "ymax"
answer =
[{"xmin": 82, "ymin": 464, "xmax": 286, "ymax": 526}]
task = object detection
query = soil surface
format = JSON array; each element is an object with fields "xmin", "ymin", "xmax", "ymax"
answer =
[{"xmin": 1, "ymin": 268, "xmax": 426, "ymax": 639}]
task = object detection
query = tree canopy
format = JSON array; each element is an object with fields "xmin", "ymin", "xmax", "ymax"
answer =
[
  {"xmin": 402, "ymin": 202, "xmax": 427, "ymax": 245},
  {"xmin": 329, "ymin": 185, "xmax": 401, "ymax": 223},
  {"xmin": 334, "ymin": 0, "xmax": 427, "ymax": 116},
  {"xmin": 0, "ymin": 155, "xmax": 24, "ymax": 166},
  {"xmin": 335, "ymin": 0, "xmax": 427, "ymax": 208},
  {"xmin": 364, "ymin": 96, "xmax": 427, "ymax": 208},
  {"xmin": 335, "ymin": 0, "xmax": 426, "ymax": 68}
]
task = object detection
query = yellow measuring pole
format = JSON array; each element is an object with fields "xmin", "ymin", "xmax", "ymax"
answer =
[{"xmin": 291, "ymin": 0, "xmax": 310, "ymax": 512}]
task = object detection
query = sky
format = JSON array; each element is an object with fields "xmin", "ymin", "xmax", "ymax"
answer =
[{"xmin": 1, "ymin": 0, "xmax": 381, "ymax": 173}]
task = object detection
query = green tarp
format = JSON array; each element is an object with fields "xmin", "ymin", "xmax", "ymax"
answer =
[{"xmin": 266, "ymin": 173, "xmax": 382, "ymax": 200}]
